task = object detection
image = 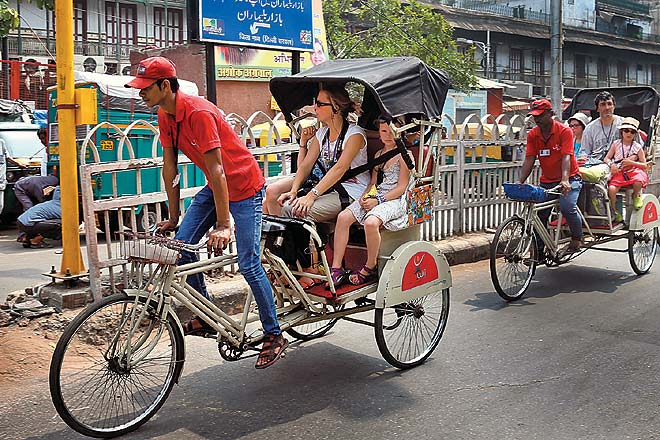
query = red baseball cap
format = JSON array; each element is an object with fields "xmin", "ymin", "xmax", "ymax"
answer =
[
  {"xmin": 124, "ymin": 57, "xmax": 177, "ymax": 89},
  {"xmin": 528, "ymin": 98, "xmax": 552, "ymax": 116}
]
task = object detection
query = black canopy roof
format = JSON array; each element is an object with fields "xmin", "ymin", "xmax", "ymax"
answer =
[
  {"xmin": 562, "ymin": 86, "xmax": 660, "ymax": 133},
  {"xmin": 269, "ymin": 57, "xmax": 451, "ymax": 127}
]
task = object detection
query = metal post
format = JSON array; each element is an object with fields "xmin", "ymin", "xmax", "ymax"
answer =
[
  {"xmin": 55, "ymin": 0, "xmax": 86, "ymax": 277},
  {"xmin": 206, "ymin": 43, "xmax": 217, "ymax": 104},
  {"xmin": 486, "ymin": 30, "xmax": 491, "ymax": 79},
  {"xmin": 550, "ymin": 0, "xmax": 563, "ymax": 116},
  {"xmin": 292, "ymin": 50, "xmax": 300, "ymax": 74},
  {"xmin": 115, "ymin": 0, "xmax": 120, "ymax": 66}
]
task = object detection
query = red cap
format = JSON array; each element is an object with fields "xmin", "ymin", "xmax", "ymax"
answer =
[
  {"xmin": 528, "ymin": 98, "xmax": 552, "ymax": 116},
  {"xmin": 124, "ymin": 57, "xmax": 177, "ymax": 89}
]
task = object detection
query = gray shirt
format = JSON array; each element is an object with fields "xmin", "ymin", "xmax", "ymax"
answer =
[{"xmin": 580, "ymin": 115, "xmax": 622, "ymax": 165}]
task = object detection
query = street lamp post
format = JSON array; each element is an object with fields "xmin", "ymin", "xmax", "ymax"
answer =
[{"xmin": 457, "ymin": 37, "xmax": 490, "ymax": 79}]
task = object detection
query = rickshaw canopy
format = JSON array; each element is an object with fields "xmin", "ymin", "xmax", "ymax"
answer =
[
  {"xmin": 562, "ymin": 86, "xmax": 660, "ymax": 134},
  {"xmin": 269, "ymin": 57, "xmax": 451, "ymax": 128}
]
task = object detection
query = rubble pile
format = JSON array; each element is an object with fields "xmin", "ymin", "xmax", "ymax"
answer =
[{"xmin": 0, "ymin": 292, "xmax": 58, "ymax": 328}]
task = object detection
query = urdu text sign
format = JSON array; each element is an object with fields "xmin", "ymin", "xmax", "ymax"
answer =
[{"xmin": 199, "ymin": 0, "xmax": 314, "ymax": 52}]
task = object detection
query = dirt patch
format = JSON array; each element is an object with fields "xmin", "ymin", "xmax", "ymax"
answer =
[{"xmin": 0, "ymin": 311, "xmax": 75, "ymax": 389}]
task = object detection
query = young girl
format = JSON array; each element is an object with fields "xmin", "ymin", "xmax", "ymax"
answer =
[
  {"xmin": 603, "ymin": 117, "xmax": 648, "ymax": 223},
  {"xmin": 328, "ymin": 119, "xmax": 413, "ymax": 287}
]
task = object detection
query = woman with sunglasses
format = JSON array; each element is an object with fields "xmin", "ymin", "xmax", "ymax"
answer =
[
  {"xmin": 567, "ymin": 112, "xmax": 590, "ymax": 157},
  {"xmin": 603, "ymin": 117, "xmax": 648, "ymax": 222},
  {"xmin": 277, "ymin": 84, "xmax": 369, "ymax": 287}
]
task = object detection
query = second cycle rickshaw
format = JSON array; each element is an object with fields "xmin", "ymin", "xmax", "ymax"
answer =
[
  {"xmin": 490, "ymin": 87, "xmax": 660, "ymax": 301},
  {"xmin": 49, "ymin": 57, "xmax": 453, "ymax": 438}
]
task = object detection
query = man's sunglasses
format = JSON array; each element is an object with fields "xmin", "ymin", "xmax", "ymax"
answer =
[
  {"xmin": 621, "ymin": 128, "xmax": 637, "ymax": 134},
  {"xmin": 314, "ymin": 100, "xmax": 333, "ymax": 108}
]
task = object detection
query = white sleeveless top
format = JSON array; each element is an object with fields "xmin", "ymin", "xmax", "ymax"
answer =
[{"xmin": 315, "ymin": 124, "xmax": 369, "ymax": 201}]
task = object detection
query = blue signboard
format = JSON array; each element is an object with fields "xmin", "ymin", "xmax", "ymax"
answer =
[{"xmin": 199, "ymin": 0, "xmax": 314, "ymax": 52}]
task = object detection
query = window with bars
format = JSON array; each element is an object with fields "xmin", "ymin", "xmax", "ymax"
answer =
[
  {"xmin": 597, "ymin": 58, "xmax": 608, "ymax": 80},
  {"xmin": 575, "ymin": 54, "xmax": 586, "ymax": 79},
  {"xmin": 617, "ymin": 61, "xmax": 628, "ymax": 85},
  {"xmin": 154, "ymin": 8, "xmax": 184, "ymax": 46},
  {"xmin": 510, "ymin": 48, "xmax": 523, "ymax": 75},
  {"xmin": 73, "ymin": 0, "xmax": 87, "ymax": 40},
  {"xmin": 105, "ymin": 2, "xmax": 137, "ymax": 45},
  {"xmin": 531, "ymin": 50, "xmax": 544, "ymax": 77}
]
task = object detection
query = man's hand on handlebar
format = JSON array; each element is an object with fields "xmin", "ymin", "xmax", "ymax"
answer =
[
  {"xmin": 207, "ymin": 225, "xmax": 231, "ymax": 255},
  {"xmin": 155, "ymin": 218, "xmax": 178, "ymax": 235},
  {"xmin": 560, "ymin": 180, "xmax": 571, "ymax": 194}
]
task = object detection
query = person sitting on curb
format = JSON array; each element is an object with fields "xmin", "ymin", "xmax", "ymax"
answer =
[{"xmin": 17, "ymin": 186, "xmax": 62, "ymax": 248}]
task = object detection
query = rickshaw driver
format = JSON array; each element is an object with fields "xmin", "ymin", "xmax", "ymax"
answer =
[
  {"xmin": 125, "ymin": 56, "xmax": 288, "ymax": 370},
  {"xmin": 519, "ymin": 99, "xmax": 584, "ymax": 253}
]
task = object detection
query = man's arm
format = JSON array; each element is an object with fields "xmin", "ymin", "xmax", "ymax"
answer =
[
  {"xmin": 519, "ymin": 156, "xmax": 535, "ymax": 184},
  {"xmin": 157, "ymin": 147, "xmax": 181, "ymax": 232},
  {"xmin": 203, "ymin": 148, "xmax": 232, "ymax": 253}
]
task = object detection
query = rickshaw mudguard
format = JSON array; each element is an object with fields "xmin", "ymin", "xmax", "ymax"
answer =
[
  {"xmin": 628, "ymin": 193, "xmax": 660, "ymax": 230},
  {"xmin": 375, "ymin": 241, "xmax": 452, "ymax": 309}
]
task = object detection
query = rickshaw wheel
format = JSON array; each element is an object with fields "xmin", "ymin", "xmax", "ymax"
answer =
[
  {"xmin": 286, "ymin": 305, "xmax": 343, "ymax": 341},
  {"xmin": 374, "ymin": 288, "xmax": 449, "ymax": 369},
  {"xmin": 490, "ymin": 216, "xmax": 538, "ymax": 301},
  {"xmin": 628, "ymin": 226, "xmax": 658, "ymax": 275}
]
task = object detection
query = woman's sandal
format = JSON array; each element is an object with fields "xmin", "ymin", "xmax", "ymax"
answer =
[
  {"xmin": 182, "ymin": 316, "xmax": 216, "ymax": 337},
  {"xmin": 255, "ymin": 333, "xmax": 289, "ymax": 369},
  {"xmin": 348, "ymin": 264, "xmax": 378, "ymax": 286},
  {"xmin": 325, "ymin": 267, "xmax": 349, "ymax": 289}
]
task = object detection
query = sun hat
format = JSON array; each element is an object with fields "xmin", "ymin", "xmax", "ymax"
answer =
[
  {"xmin": 619, "ymin": 117, "xmax": 640, "ymax": 132},
  {"xmin": 124, "ymin": 57, "xmax": 177, "ymax": 89},
  {"xmin": 528, "ymin": 98, "xmax": 552, "ymax": 116},
  {"xmin": 567, "ymin": 112, "xmax": 590, "ymax": 129}
]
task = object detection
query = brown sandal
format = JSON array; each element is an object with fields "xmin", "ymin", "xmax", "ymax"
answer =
[{"xmin": 255, "ymin": 333, "xmax": 289, "ymax": 369}]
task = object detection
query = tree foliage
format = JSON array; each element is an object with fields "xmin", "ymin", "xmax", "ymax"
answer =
[
  {"xmin": 0, "ymin": 0, "xmax": 53, "ymax": 38},
  {"xmin": 324, "ymin": 0, "xmax": 478, "ymax": 91}
]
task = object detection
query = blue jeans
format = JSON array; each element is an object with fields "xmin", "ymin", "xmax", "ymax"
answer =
[
  {"xmin": 174, "ymin": 185, "xmax": 281, "ymax": 335},
  {"xmin": 539, "ymin": 177, "xmax": 583, "ymax": 241}
]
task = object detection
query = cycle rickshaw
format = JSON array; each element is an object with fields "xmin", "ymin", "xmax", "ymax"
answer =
[
  {"xmin": 49, "ymin": 57, "xmax": 453, "ymax": 438},
  {"xmin": 490, "ymin": 87, "xmax": 660, "ymax": 301}
]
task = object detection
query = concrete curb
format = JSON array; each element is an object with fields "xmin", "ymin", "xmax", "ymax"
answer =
[{"xmin": 22, "ymin": 232, "xmax": 494, "ymax": 315}]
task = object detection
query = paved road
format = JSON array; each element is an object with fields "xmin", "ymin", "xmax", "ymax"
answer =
[{"xmin": 2, "ymin": 245, "xmax": 660, "ymax": 439}]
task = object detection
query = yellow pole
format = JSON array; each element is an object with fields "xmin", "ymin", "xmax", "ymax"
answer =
[{"xmin": 55, "ymin": 0, "xmax": 85, "ymax": 275}]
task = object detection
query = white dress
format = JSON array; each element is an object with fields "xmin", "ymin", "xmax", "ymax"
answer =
[{"xmin": 347, "ymin": 161, "xmax": 409, "ymax": 231}]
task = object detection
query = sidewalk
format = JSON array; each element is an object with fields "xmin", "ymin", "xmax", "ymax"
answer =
[{"xmin": 5, "ymin": 231, "xmax": 494, "ymax": 316}]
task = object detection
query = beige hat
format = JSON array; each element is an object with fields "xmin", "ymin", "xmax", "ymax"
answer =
[
  {"xmin": 619, "ymin": 116, "xmax": 640, "ymax": 132},
  {"xmin": 567, "ymin": 112, "xmax": 590, "ymax": 128}
]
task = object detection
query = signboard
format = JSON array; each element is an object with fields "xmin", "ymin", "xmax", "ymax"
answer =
[
  {"xmin": 199, "ymin": 0, "xmax": 314, "ymax": 52},
  {"xmin": 214, "ymin": 0, "xmax": 327, "ymax": 81}
]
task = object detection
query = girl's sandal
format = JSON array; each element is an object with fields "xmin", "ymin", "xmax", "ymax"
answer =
[
  {"xmin": 182, "ymin": 316, "xmax": 216, "ymax": 337},
  {"xmin": 348, "ymin": 265, "xmax": 378, "ymax": 286},
  {"xmin": 325, "ymin": 267, "xmax": 349, "ymax": 289},
  {"xmin": 255, "ymin": 334, "xmax": 289, "ymax": 369}
]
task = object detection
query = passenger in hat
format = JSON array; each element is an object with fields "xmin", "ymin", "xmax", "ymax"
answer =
[
  {"xmin": 567, "ymin": 112, "xmax": 590, "ymax": 157},
  {"xmin": 602, "ymin": 117, "xmax": 648, "ymax": 220},
  {"xmin": 520, "ymin": 98, "xmax": 584, "ymax": 253},
  {"xmin": 125, "ymin": 56, "xmax": 288, "ymax": 369}
]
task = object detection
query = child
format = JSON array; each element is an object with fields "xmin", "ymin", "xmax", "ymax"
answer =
[
  {"xmin": 603, "ymin": 117, "xmax": 648, "ymax": 223},
  {"xmin": 328, "ymin": 118, "xmax": 413, "ymax": 287}
]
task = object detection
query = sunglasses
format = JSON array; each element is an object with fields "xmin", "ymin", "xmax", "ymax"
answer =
[
  {"xmin": 314, "ymin": 100, "xmax": 333, "ymax": 108},
  {"xmin": 568, "ymin": 124, "xmax": 582, "ymax": 128},
  {"xmin": 621, "ymin": 128, "xmax": 637, "ymax": 134}
]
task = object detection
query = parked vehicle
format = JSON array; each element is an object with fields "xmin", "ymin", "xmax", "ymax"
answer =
[{"xmin": 0, "ymin": 99, "xmax": 44, "ymax": 222}]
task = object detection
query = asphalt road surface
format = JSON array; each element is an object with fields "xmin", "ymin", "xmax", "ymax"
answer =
[{"xmin": 2, "ymin": 245, "xmax": 660, "ymax": 440}]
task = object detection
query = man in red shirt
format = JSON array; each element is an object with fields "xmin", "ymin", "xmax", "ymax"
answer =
[
  {"xmin": 126, "ymin": 57, "xmax": 287, "ymax": 369},
  {"xmin": 519, "ymin": 98, "xmax": 584, "ymax": 252}
]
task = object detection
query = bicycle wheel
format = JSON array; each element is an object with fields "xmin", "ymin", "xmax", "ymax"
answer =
[
  {"xmin": 286, "ymin": 305, "xmax": 343, "ymax": 341},
  {"xmin": 628, "ymin": 226, "xmax": 658, "ymax": 275},
  {"xmin": 49, "ymin": 293, "xmax": 184, "ymax": 438},
  {"xmin": 374, "ymin": 288, "xmax": 449, "ymax": 369},
  {"xmin": 490, "ymin": 216, "xmax": 538, "ymax": 301}
]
